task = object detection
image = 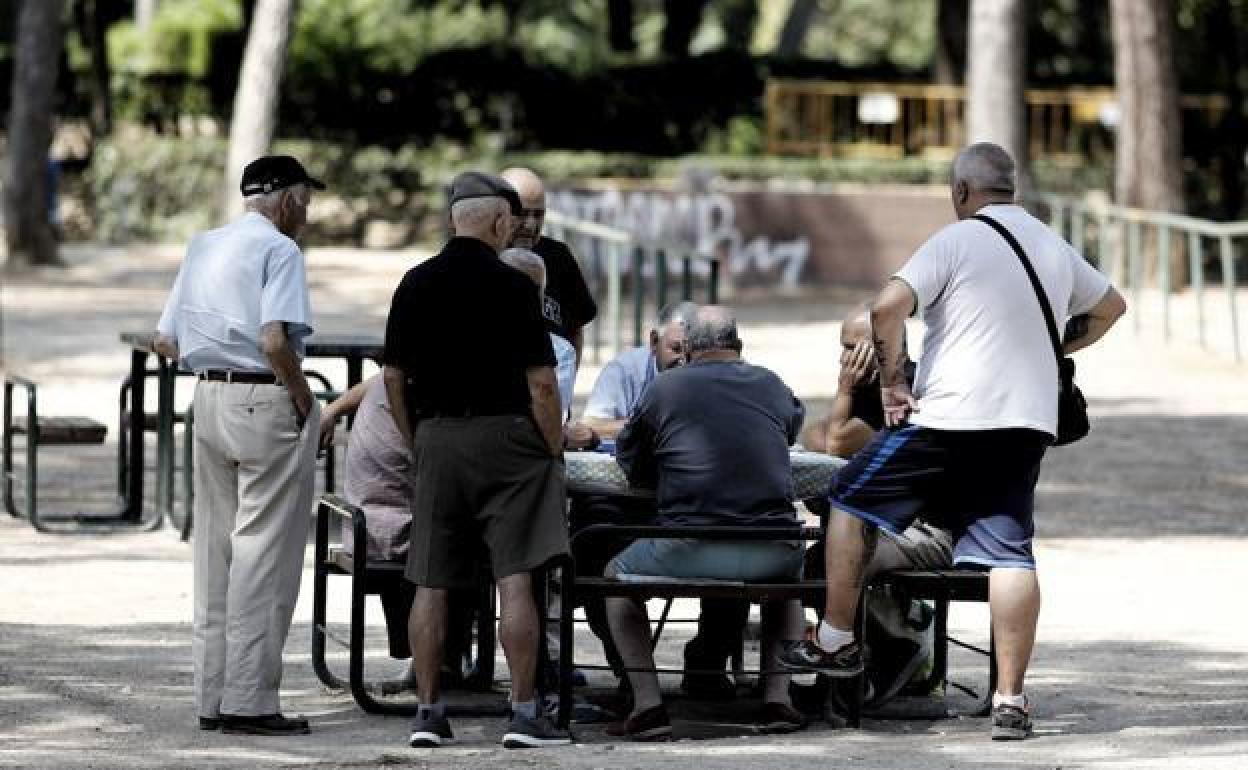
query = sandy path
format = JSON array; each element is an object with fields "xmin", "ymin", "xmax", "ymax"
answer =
[{"xmin": 1, "ymin": 243, "xmax": 1245, "ymax": 768}]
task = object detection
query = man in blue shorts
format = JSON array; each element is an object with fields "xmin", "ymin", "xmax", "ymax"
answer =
[{"xmin": 779, "ymin": 142, "xmax": 1126, "ymax": 740}]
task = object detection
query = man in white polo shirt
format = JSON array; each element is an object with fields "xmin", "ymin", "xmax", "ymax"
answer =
[
  {"xmin": 780, "ymin": 143, "xmax": 1126, "ymax": 740},
  {"xmin": 154, "ymin": 155, "xmax": 324, "ymax": 736}
]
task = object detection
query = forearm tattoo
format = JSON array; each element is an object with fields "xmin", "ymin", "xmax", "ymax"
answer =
[{"xmin": 873, "ymin": 331, "xmax": 908, "ymax": 387}]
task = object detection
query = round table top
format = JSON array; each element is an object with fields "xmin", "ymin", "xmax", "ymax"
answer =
[{"xmin": 564, "ymin": 448, "xmax": 844, "ymax": 501}]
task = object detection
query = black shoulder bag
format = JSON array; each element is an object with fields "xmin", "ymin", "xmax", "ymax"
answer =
[{"xmin": 973, "ymin": 213, "xmax": 1089, "ymax": 446}]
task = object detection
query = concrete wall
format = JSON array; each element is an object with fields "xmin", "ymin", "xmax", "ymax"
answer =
[{"xmin": 549, "ymin": 182, "xmax": 955, "ymax": 292}]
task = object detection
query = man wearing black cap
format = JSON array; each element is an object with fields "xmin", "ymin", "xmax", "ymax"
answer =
[
  {"xmin": 154, "ymin": 155, "xmax": 325, "ymax": 736},
  {"xmin": 382, "ymin": 171, "xmax": 572, "ymax": 749}
]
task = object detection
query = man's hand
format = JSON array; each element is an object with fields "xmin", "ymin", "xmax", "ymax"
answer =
[
  {"xmin": 563, "ymin": 420, "xmax": 598, "ymax": 450},
  {"xmin": 837, "ymin": 339, "xmax": 874, "ymax": 391},
  {"xmin": 881, "ymin": 382, "xmax": 918, "ymax": 427},
  {"xmin": 318, "ymin": 410, "xmax": 337, "ymax": 451}
]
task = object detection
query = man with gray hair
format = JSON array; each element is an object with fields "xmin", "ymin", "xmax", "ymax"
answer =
[
  {"xmin": 382, "ymin": 171, "xmax": 571, "ymax": 749},
  {"xmin": 607, "ymin": 306, "xmax": 808, "ymax": 739},
  {"xmin": 780, "ymin": 142, "xmax": 1126, "ymax": 740},
  {"xmin": 500, "ymin": 247, "xmax": 579, "ymax": 420},
  {"xmin": 154, "ymin": 155, "xmax": 323, "ymax": 736}
]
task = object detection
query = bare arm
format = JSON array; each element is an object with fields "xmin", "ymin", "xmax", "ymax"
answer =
[
  {"xmin": 318, "ymin": 375, "xmax": 375, "ymax": 450},
  {"xmin": 871, "ymin": 278, "xmax": 918, "ymax": 427},
  {"xmin": 801, "ymin": 338, "xmax": 876, "ymax": 456},
  {"xmin": 382, "ymin": 365, "xmax": 412, "ymax": 447},
  {"xmin": 527, "ymin": 365, "xmax": 564, "ymax": 457},
  {"xmin": 1063, "ymin": 286, "xmax": 1127, "ymax": 354},
  {"xmin": 153, "ymin": 333, "xmax": 179, "ymax": 361},
  {"xmin": 259, "ymin": 321, "xmax": 314, "ymax": 429},
  {"xmin": 571, "ymin": 326, "xmax": 585, "ymax": 370},
  {"xmin": 582, "ymin": 416, "xmax": 627, "ymax": 439}
]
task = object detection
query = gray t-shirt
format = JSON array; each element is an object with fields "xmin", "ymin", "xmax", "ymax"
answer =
[
  {"xmin": 616, "ymin": 359, "xmax": 805, "ymax": 528},
  {"xmin": 583, "ymin": 346, "xmax": 657, "ymax": 419}
]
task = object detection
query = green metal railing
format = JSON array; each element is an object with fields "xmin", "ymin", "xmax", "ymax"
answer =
[
  {"xmin": 1030, "ymin": 193, "xmax": 1244, "ymax": 363},
  {"xmin": 544, "ymin": 210, "xmax": 721, "ymax": 363}
]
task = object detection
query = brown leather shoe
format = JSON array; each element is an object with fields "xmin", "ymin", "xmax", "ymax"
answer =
[
  {"xmin": 605, "ymin": 704, "xmax": 672, "ymax": 742},
  {"xmin": 756, "ymin": 701, "xmax": 808, "ymax": 734},
  {"xmin": 220, "ymin": 713, "xmax": 310, "ymax": 736}
]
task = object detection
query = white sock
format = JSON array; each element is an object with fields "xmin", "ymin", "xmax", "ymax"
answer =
[
  {"xmin": 993, "ymin": 692, "xmax": 1027, "ymax": 709},
  {"xmin": 419, "ymin": 700, "xmax": 445, "ymax": 719},
  {"xmin": 815, "ymin": 621, "xmax": 854, "ymax": 652}
]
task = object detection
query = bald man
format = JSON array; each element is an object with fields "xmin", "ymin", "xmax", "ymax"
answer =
[
  {"xmin": 501, "ymin": 168, "xmax": 598, "ymax": 364},
  {"xmin": 799, "ymin": 303, "xmax": 914, "ymax": 458}
]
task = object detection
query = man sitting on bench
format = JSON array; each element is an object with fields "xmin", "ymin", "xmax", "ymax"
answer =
[{"xmin": 605, "ymin": 306, "xmax": 808, "ymax": 740}]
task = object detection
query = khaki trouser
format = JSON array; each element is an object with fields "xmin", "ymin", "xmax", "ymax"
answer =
[{"xmin": 191, "ymin": 381, "xmax": 319, "ymax": 718}]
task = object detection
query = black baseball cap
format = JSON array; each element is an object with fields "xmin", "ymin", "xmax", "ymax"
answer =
[
  {"xmin": 239, "ymin": 155, "xmax": 326, "ymax": 196},
  {"xmin": 447, "ymin": 171, "xmax": 523, "ymax": 216}
]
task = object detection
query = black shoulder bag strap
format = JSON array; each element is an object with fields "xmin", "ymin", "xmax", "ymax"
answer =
[
  {"xmin": 972, "ymin": 213, "xmax": 1063, "ymax": 361},
  {"xmin": 972, "ymin": 212, "xmax": 1089, "ymax": 445}
]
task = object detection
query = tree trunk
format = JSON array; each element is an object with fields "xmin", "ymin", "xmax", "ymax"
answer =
[
  {"xmin": 221, "ymin": 0, "xmax": 296, "ymax": 222},
  {"xmin": 4, "ymin": 0, "xmax": 64, "ymax": 268},
  {"xmin": 74, "ymin": 0, "xmax": 113, "ymax": 135},
  {"xmin": 1209, "ymin": 0, "xmax": 1244, "ymax": 220},
  {"xmin": 965, "ymin": 0, "xmax": 1027, "ymax": 186},
  {"xmin": 661, "ymin": 0, "xmax": 708, "ymax": 58},
  {"xmin": 933, "ymin": 0, "xmax": 967, "ymax": 84},
  {"xmin": 775, "ymin": 0, "xmax": 817, "ymax": 58},
  {"xmin": 607, "ymin": 0, "xmax": 636, "ymax": 53},
  {"xmin": 1111, "ymin": 0, "xmax": 1185, "ymax": 286}
]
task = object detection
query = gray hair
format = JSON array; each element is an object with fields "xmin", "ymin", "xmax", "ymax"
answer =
[
  {"xmin": 243, "ymin": 183, "xmax": 309, "ymax": 214},
  {"xmin": 952, "ymin": 142, "xmax": 1017, "ymax": 195},
  {"xmin": 499, "ymin": 247, "xmax": 546, "ymax": 291},
  {"xmin": 655, "ymin": 300, "xmax": 699, "ymax": 331},
  {"xmin": 685, "ymin": 305, "xmax": 741, "ymax": 354},
  {"xmin": 450, "ymin": 196, "xmax": 508, "ymax": 233}
]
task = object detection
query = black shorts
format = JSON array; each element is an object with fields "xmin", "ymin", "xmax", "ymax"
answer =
[
  {"xmin": 405, "ymin": 416, "xmax": 569, "ymax": 588},
  {"xmin": 828, "ymin": 425, "xmax": 1049, "ymax": 569}
]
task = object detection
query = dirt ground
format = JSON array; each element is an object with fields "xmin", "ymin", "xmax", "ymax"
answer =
[{"xmin": 1, "ymin": 243, "xmax": 1246, "ymax": 769}]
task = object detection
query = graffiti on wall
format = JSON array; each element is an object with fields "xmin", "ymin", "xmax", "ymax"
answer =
[{"xmin": 549, "ymin": 188, "xmax": 811, "ymax": 289}]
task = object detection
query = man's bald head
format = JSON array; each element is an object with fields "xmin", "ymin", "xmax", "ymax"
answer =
[
  {"xmin": 501, "ymin": 167, "xmax": 546, "ymax": 248},
  {"xmin": 840, "ymin": 302, "xmax": 871, "ymax": 348},
  {"xmin": 500, "ymin": 167, "xmax": 545, "ymax": 207}
]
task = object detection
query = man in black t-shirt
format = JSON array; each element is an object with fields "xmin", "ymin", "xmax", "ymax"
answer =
[
  {"xmin": 502, "ymin": 167, "xmax": 598, "ymax": 362},
  {"xmin": 382, "ymin": 171, "xmax": 570, "ymax": 750}
]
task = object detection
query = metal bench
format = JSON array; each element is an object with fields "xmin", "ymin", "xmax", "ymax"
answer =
[
  {"xmin": 3, "ymin": 375, "xmax": 110, "ymax": 532},
  {"xmin": 310, "ymin": 495, "xmax": 507, "ymax": 716},
  {"xmin": 556, "ymin": 523, "xmax": 994, "ymax": 729}
]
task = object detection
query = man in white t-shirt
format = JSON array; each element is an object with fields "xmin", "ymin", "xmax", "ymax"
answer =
[{"xmin": 779, "ymin": 143, "xmax": 1126, "ymax": 740}]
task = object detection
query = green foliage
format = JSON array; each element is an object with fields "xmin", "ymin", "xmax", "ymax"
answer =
[
  {"xmin": 106, "ymin": 0, "xmax": 241, "ymax": 76},
  {"xmin": 803, "ymin": 0, "xmax": 936, "ymax": 72}
]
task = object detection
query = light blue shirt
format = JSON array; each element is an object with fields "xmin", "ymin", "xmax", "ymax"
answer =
[
  {"xmin": 583, "ymin": 346, "xmax": 657, "ymax": 420},
  {"xmin": 552, "ymin": 333, "xmax": 577, "ymax": 422},
  {"xmin": 158, "ymin": 212, "xmax": 313, "ymax": 373}
]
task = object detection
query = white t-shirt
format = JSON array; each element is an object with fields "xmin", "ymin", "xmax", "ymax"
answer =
[{"xmin": 894, "ymin": 204, "xmax": 1110, "ymax": 436}]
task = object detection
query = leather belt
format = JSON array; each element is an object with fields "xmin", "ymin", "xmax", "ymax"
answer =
[{"xmin": 197, "ymin": 370, "xmax": 280, "ymax": 384}]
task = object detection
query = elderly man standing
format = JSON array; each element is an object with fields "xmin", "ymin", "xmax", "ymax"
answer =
[
  {"xmin": 607, "ymin": 306, "xmax": 808, "ymax": 740},
  {"xmin": 154, "ymin": 155, "xmax": 323, "ymax": 736},
  {"xmin": 501, "ymin": 167, "xmax": 598, "ymax": 364},
  {"xmin": 780, "ymin": 143, "xmax": 1126, "ymax": 740},
  {"xmin": 383, "ymin": 171, "xmax": 571, "ymax": 749}
]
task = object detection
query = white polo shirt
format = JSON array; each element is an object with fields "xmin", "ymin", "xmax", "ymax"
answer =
[
  {"xmin": 157, "ymin": 212, "xmax": 313, "ymax": 373},
  {"xmin": 895, "ymin": 204, "xmax": 1111, "ymax": 436}
]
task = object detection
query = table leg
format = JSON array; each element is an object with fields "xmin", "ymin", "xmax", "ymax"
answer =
[
  {"xmin": 121, "ymin": 349, "xmax": 146, "ymax": 522},
  {"xmin": 156, "ymin": 357, "xmax": 179, "ymax": 527}
]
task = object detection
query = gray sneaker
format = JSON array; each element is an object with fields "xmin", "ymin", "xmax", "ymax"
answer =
[
  {"xmin": 409, "ymin": 708, "xmax": 454, "ymax": 747},
  {"xmin": 990, "ymin": 702, "xmax": 1033, "ymax": 740},
  {"xmin": 502, "ymin": 713, "xmax": 572, "ymax": 749}
]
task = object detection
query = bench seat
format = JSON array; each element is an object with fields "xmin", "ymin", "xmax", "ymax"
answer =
[{"xmin": 10, "ymin": 416, "xmax": 107, "ymax": 445}]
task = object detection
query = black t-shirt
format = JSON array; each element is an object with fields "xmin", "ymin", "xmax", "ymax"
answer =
[
  {"xmin": 849, "ymin": 361, "xmax": 917, "ymax": 431},
  {"xmin": 382, "ymin": 237, "xmax": 555, "ymax": 416},
  {"xmin": 533, "ymin": 236, "xmax": 597, "ymax": 343},
  {"xmin": 616, "ymin": 359, "xmax": 805, "ymax": 528}
]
